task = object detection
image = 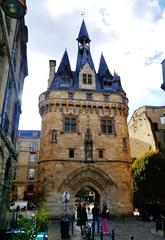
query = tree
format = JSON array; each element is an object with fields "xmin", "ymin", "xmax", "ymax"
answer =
[{"xmin": 132, "ymin": 151, "xmax": 165, "ymax": 206}]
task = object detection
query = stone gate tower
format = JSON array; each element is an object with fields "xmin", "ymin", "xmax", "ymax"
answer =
[{"xmin": 38, "ymin": 20, "xmax": 133, "ymax": 217}]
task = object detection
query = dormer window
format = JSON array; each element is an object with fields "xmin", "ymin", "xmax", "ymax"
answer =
[
  {"xmin": 103, "ymin": 78, "xmax": 112, "ymax": 88},
  {"xmin": 83, "ymin": 74, "xmax": 92, "ymax": 84}
]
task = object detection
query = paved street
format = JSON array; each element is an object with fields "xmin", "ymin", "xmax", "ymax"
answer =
[{"xmin": 48, "ymin": 217, "xmax": 164, "ymax": 240}]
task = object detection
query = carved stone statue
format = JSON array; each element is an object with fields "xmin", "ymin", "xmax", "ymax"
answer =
[{"xmin": 84, "ymin": 128, "xmax": 93, "ymax": 162}]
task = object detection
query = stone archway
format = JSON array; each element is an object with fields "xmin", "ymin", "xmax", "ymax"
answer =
[
  {"xmin": 58, "ymin": 166, "xmax": 116, "ymax": 194},
  {"xmin": 46, "ymin": 166, "xmax": 118, "ymax": 218}
]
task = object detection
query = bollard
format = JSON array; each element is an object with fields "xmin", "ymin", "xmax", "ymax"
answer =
[
  {"xmin": 92, "ymin": 222, "xmax": 95, "ymax": 240},
  {"xmin": 100, "ymin": 225, "xmax": 103, "ymax": 240},
  {"xmin": 71, "ymin": 219, "xmax": 74, "ymax": 235},
  {"xmin": 112, "ymin": 228, "xmax": 115, "ymax": 240},
  {"xmin": 130, "ymin": 236, "xmax": 134, "ymax": 240},
  {"xmin": 162, "ymin": 217, "xmax": 165, "ymax": 237}
]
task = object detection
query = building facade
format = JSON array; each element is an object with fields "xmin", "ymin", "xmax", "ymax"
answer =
[
  {"xmin": 38, "ymin": 20, "xmax": 133, "ymax": 217},
  {"xmin": 0, "ymin": 7, "xmax": 28, "ymax": 229},
  {"xmin": 11, "ymin": 130, "xmax": 40, "ymax": 206},
  {"xmin": 128, "ymin": 106, "xmax": 165, "ymax": 159}
]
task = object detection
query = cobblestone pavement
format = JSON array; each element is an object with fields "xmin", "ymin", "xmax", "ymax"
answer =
[{"xmin": 48, "ymin": 217, "xmax": 164, "ymax": 240}]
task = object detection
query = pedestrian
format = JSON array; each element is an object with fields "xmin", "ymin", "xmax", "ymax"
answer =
[
  {"xmin": 76, "ymin": 202, "xmax": 82, "ymax": 226},
  {"xmin": 101, "ymin": 202, "xmax": 110, "ymax": 234},
  {"xmin": 79, "ymin": 203, "xmax": 87, "ymax": 235},
  {"xmin": 92, "ymin": 203, "xmax": 100, "ymax": 233}
]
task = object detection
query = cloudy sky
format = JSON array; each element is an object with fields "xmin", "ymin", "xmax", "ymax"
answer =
[{"xmin": 19, "ymin": 0, "xmax": 165, "ymax": 130}]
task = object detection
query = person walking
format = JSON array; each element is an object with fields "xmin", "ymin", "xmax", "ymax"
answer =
[
  {"xmin": 92, "ymin": 203, "xmax": 100, "ymax": 233},
  {"xmin": 101, "ymin": 202, "xmax": 110, "ymax": 234},
  {"xmin": 77, "ymin": 202, "xmax": 87, "ymax": 235}
]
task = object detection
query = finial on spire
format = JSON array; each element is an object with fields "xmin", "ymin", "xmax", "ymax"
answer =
[{"xmin": 81, "ymin": 12, "xmax": 85, "ymax": 19}]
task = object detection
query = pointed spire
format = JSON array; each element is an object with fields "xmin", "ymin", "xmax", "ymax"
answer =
[
  {"xmin": 50, "ymin": 49, "xmax": 73, "ymax": 89},
  {"xmin": 57, "ymin": 49, "xmax": 71, "ymax": 73},
  {"xmin": 77, "ymin": 19, "xmax": 91, "ymax": 43},
  {"xmin": 98, "ymin": 53, "xmax": 113, "ymax": 80}
]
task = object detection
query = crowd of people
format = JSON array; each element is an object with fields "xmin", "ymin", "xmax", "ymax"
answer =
[{"xmin": 76, "ymin": 201, "xmax": 110, "ymax": 235}]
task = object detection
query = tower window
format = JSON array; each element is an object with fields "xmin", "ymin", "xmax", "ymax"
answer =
[
  {"xmin": 83, "ymin": 74, "xmax": 92, "ymax": 84},
  {"xmin": 64, "ymin": 117, "xmax": 77, "ymax": 132},
  {"xmin": 101, "ymin": 119, "xmax": 115, "ymax": 134},
  {"xmin": 83, "ymin": 74, "xmax": 87, "ymax": 84},
  {"xmin": 88, "ymin": 74, "xmax": 92, "ymax": 84},
  {"xmin": 98, "ymin": 149, "xmax": 104, "ymax": 158},
  {"xmin": 69, "ymin": 149, "xmax": 74, "ymax": 158}
]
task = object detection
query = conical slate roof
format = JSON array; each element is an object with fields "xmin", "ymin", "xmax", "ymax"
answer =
[
  {"xmin": 50, "ymin": 49, "xmax": 73, "ymax": 88},
  {"xmin": 50, "ymin": 20, "xmax": 125, "ymax": 93},
  {"xmin": 76, "ymin": 19, "xmax": 91, "ymax": 44},
  {"xmin": 98, "ymin": 53, "xmax": 113, "ymax": 81}
]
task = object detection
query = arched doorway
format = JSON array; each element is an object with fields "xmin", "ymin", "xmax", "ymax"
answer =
[
  {"xmin": 75, "ymin": 185, "xmax": 100, "ymax": 219},
  {"xmin": 50, "ymin": 166, "xmax": 117, "ymax": 218}
]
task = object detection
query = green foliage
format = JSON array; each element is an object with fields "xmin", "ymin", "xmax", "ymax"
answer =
[
  {"xmin": 10, "ymin": 215, "xmax": 37, "ymax": 240},
  {"xmin": 75, "ymin": 186, "xmax": 91, "ymax": 198},
  {"xmin": 34, "ymin": 208, "xmax": 49, "ymax": 232},
  {"xmin": 11, "ymin": 208, "xmax": 49, "ymax": 240},
  {"xmin": 132, "ymin": 151, "xmax": 165, "ymax": 206}
]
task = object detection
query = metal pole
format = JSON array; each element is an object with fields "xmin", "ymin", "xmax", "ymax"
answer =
[
  {"xmin": 162, "ymin": 217, "xmax": 165, "ymax": 237},
  {"xmin": 112, "ymin": 228, "xmax": 115, "ymax": 240},
  {"xmin": 92, "ymin": 222, "xmax": 94, "ymax": 240},
  {"xmin": 100, "ymin": 225, "xmax": 103, "ymax": 240},
  {"xmin": 72, "ymin": 219, "xmax": 73, "ymax": 235}
]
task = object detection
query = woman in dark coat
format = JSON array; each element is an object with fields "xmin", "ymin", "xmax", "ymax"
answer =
[{"xmin": 78, "ymin": 203, "xmax": 87, "ymax": 235}]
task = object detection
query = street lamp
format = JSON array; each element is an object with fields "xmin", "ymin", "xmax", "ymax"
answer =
[{"xmin": 2, "ymin": 0, "xmax": 27, "ymax": 18}]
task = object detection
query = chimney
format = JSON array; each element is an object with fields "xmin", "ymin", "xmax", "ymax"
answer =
[
  {"xmin": 48, "ymin": 60, "xmax": 56, "ymax": 88},
  {"xmin": 161, "ymin": 59, "xmax": 165, "ymax": 91}
]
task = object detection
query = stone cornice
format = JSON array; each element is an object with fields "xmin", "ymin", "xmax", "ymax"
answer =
[
  {"xmin": 39, "ymin": 98, "xmax": 128, "ymax": 117},
  {"xmin": 38, "ymin": 158, "xmax": 131, "ymax": 164}
]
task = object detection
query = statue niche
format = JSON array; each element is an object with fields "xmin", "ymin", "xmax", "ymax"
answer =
[{"xmin": 84, "ymin": 128, "xmax": 93, "ymax": 162}]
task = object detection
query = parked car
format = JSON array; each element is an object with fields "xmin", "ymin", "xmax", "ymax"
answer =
[
  {"xmin": 138, "ymin": 203, "xmax": 165, "ymax": 221},
  {"xmin": 9, "ymin": 201, "xmax": 28, "ymax": 211}
]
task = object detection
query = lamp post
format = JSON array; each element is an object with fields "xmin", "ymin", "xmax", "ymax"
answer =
[{"xmin": 1, "ymin": 0, "xmax": 27, "ymax": 18}]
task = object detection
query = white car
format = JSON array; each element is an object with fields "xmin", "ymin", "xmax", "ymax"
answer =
[{"xmin": 9, "ymin": 201, "xmax": 28, "ymax": 211}]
